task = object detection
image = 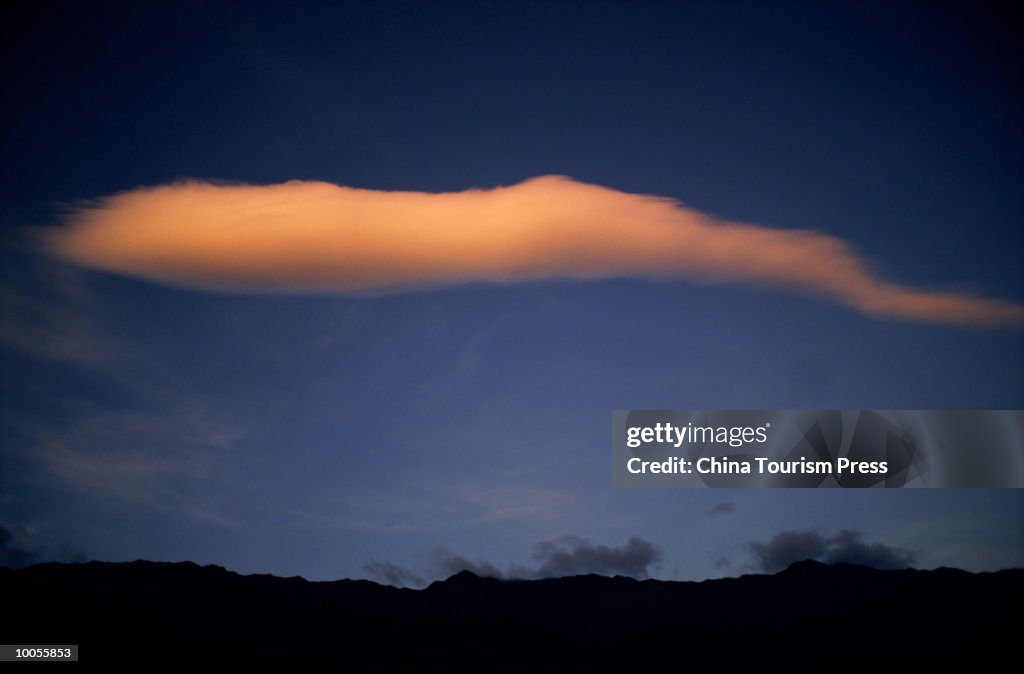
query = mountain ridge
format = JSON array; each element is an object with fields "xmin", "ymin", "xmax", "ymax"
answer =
[
  {"xmin": 4, "ymin": 559, "xmax": 1019, "ymax": 668},
  {"xmin": 9, "ymin": 556, "xmax": 1010, "ymax": 586}
]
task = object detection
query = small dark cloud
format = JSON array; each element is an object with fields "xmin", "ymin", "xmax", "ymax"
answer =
[
  {"xmin": 0, "ymin": 524, "xmax": 39, "ymax": 568},
  {"xmin": 748, "ymin": 530, "xmax": 829, "ymax": 572},
  {"xmin": 747, "ymin": 529, "xmax": 915, "ymax": 572},
  {"xmin": 366, "ymin": 535, "xmax": 664, "ymax": 585},
  {"xmin": 0, "ymin": 524, "xmax": 88, "ymax": 569},
  {"xmin": 529, "ymin": 535, "xmax": 662, "ymax": 579},
  {"xmin": 56, "ymin": 544, "xmax": 88, "ymax": 564},
  {"xmin": 432, "ymin": 547, "xmax": 505, "ymax": 579},
  {"xmin": 362, "ymin": 560, "xmax": 425, "ymax": 588},
  {"xmin": 821, "ymin": 529, "xmax": 917, "ymax": 569},
  {"xmin": 708, "ymin": 501, "xmax": 736, "ymax": 517},
  {"xmin": 714, "ymin": 557, "xmax": 731, "ymax": 570}
]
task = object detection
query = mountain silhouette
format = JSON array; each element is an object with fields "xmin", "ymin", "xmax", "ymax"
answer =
[{"xmin": 2, "ymin": 560, "xmax": 1018, "ymax": 668}]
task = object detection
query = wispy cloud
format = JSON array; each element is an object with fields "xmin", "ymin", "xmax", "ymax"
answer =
[
  {"xmin": 0, "ymin": 243, "xmax": 246, "ymax": 526},
  {"xmin": 0, "ymin": 349, "xmax": 238, "ymax": 524},
  {"xmin": 362, "ymin": 560, "xmax": 425, "ymax": 588},
  {"xmin": 42, "ymin": 176, "xmax": 1022, "ymax": 327},
  {"xmin": 449, "ymin": 485, "xmax": 577, "ymax": 524},
  {"xmin": 708, "ymin": 501, "xmax": 736, "ymax": 517},
  {"xmin": 0, "ymin": 234, "xmax": 130, "ymax": 369},
  {"xmin": 433, "ymin": 547, "xmax": 507, "ymax": 580},
  {"xmin": 15, "ymin": 400, "xmax": 244, "ymax": 527}
]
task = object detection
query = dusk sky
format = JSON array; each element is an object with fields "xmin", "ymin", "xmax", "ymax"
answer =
[{"xmin": 2, "ymin": 1, "xmax": 1022, "ymax": 583}]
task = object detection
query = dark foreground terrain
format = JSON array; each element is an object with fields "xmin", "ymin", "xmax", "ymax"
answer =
[{"xmin": 3, "ymin": 560, "xmax": 1020, "ymax": 668}]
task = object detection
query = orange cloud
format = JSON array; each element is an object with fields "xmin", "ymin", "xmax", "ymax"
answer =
[{"xmin": 42, "ymin": 176, "xmax": 1023, "ymax": 327}]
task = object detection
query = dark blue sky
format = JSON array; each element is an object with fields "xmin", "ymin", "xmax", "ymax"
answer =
[{"xmin": 1, "ymin": 1, "xmax": 1021, "ymax": 581}]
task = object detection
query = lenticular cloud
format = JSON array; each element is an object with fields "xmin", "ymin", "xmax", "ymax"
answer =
[{"xmin": 42, "ymin": 175, "xmax": 1023, "ymax": 327}]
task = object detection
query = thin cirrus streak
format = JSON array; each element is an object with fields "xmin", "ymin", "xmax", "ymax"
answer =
[{"xmin": 41, "ymin": 175, "xmax": 1023, "ymax": 328}]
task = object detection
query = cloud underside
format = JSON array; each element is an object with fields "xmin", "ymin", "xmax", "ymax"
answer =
[{"xmin": 43, "ymin": 176, "xmax": 1022, "ymax": 327}]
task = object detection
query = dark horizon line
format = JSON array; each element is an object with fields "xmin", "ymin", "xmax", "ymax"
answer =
[{"xmin": 4, "ymin": 557, "xmax": 1018, "ymax": 589}]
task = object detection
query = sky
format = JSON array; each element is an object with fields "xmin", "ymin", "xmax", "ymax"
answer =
[{"xmin": 1, "ymin": 0, "xmax": 1022, "ymax": 583}]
